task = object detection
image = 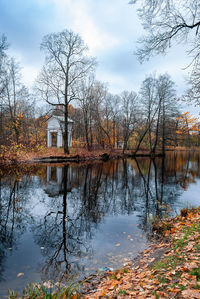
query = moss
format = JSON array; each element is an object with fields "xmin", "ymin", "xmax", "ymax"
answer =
[
  {"xmin": 157, "ymin": 276, "xmax": 169, "ymax": 284},
  {"xmin": 117, "ymin": 289, "xmax": 128, "ymax": 295},
  {"xmin": 122, "ymin": 268, "xmax": 129, "ymax": 273},
  {"xmin": 152, "ymin": 254, "xmax": 183, "ymax": 271},
  {"xmin": 190, "ymin": 267, "xmax": 200, "ymax": 281}
]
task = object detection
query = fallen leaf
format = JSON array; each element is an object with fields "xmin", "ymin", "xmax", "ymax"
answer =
[
  {"xmin": 184, "ymin": 262, "xmax": 198, "ymax": 271},
  {"xmin": 17, "ymin": 272, "xmax": 24, "ymax": 277},
  {"xmin": 165, "ymin": 230, "xmax": 170, "ymax": 236},
  {"xmin": 182, "ymin": 289, "xmax": 200, "ymax": 298}
]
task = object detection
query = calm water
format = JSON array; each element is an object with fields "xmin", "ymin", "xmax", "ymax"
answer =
[{"xmin": 0, "ymin": 152, "xmax": 200, "ymax": 297}]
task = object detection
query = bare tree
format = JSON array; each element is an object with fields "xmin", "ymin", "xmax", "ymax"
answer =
[
  {"xmin": 0, "ymin": 35, "xmax": 9, "ymax": 145},
  {"xmin": 0, "ymin": 35, "xmax": 8, "ymax": 97},
  {"xmin": 77, "ymin": 78, "xmax": 107, "ymax": 149},
  {"xmin": 90, "ymin": 81, "xmax": 108, "ymax": 148},
  {"xmin": 2, "ymin": 58, "xmax": 31, "ymax": 144},
  {"xmin": 140, "ymin": 75, "xmax": 158, "ymax": 151},
  {"xmin": 77, "ymin": 78, "xmax": 93, "ymax": 150},
  {"xmin": 133, "ymin": 0, "xmax": 200, "ymax": 63},
  {"xmin": 156, "ymin": 74, "xmax": 176, "ymax": 154},
  {"xmin": 0, "ymin": 35, "xmax": 8, "ymax": 55},
  {"xmin": 186, "ymin": 65, "xmax": 200, "ymax": 106},
  {"xmin": 131, "ymin": 0, "xmax": 200, "ymax": 103},
  {"xmin": 37, "ymin": 29, "xmax": 96, "ymax": 154},
  {"xmin": 106, "ymin": 94, "xmax": 121, "ymax": 148},
  {"xmin": 120, "ymin": 91, "xmax": 138, "ymax": 153},
  {"xmin": 134, "ymin": 73, "xmax": 177, "ymax": 154}
]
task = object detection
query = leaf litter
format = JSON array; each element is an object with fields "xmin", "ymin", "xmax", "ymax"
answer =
[{"xmin": 82, "ymin": 207, "xmax": 200, "ymax": 298}]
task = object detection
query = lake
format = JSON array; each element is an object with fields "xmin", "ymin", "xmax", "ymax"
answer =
[{"xmin": 0, "ymin": 151, "xmax": 200, "ymax": 297}]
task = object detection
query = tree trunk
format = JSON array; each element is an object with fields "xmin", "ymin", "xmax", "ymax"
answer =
[
  {"xmin": 148, "ymin": 110, "xmax": 152, "ymax": 152},
  {"xmin": 174, "ymin": 120, "xmax": 178, "ymax": 148},
  {"xmin": 151, "ymin": 100, "xmax": 161, "ymax": 153},
  {"xmin": 162, "ymin": 99, "xmax": 165, "ymax": 156},
  {"xmin": 113, "ymin": 120, "xmax": 116, "ymax": 149},
  {"xmin": 64, "ymin": 77, "xmax": 69, "ymax": 154},
  {"xmin": 123, "ymin": 137, "xmax": 128, "ymax": 154},
  {"xmin": 84, "ymin": 113, "xmax": 90, "ymax": 151},
  {"xmin": 133, "ymin": 127, "xmax": 148, "ymax": 154},
  {"xmin": 64, "ymin": 103, "xmax": 69, "ymax": 154},
  {"xmin": 89, "ymin": 115, "xmax": 93, "ymax": 150}
]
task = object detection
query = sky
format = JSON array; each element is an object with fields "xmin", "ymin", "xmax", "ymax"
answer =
[{"xmin": 0, "ymin": 0, "xmax": 193, "ymax": 99}]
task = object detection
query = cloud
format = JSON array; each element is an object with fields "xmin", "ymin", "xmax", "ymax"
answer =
[
  {"xmin": 21, "ymin": 65, "xmax": 39, "ymax": 88},
  {"xmin": 51, "ymin": 0, "xmax": 119, "ymax": 54},
  {"xmin": 0, "ymin": 0, "xmax": 57, "ymax": 63},
  {"xmin": 0, "ymin": 0, "xmax": 192, "ymax": 99}
]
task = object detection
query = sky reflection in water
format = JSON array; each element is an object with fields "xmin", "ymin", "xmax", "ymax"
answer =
[{"xmin": 0, "ymin": 152, "xmax": 200, "ymax": 297}]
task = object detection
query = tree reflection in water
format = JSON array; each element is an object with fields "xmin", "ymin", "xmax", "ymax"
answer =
[
  {"xmin": 0, "ymin": 172, "xmax": 34, "ymax": 282},
  {"xmin": 0, "ymin": 152, "xmax": 200, "ymax": 287}
]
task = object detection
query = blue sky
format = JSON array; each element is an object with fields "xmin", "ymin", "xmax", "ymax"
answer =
[{"xmin": 0, "ymin": 0, "xmax": 191, "ymax": 97}]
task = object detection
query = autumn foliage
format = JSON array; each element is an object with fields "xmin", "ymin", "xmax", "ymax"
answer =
[
  {"xmin": 176, "ymin": 112, "xmax": 200, "ymax": 147},
  {"xmin": 83, "ymin": 207, "xmax": 200, "ymax": 298}
]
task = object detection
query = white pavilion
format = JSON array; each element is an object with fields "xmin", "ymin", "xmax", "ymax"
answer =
[{"xmin": 46, "ymin": 107, "xmax": 73, "ymax": 148}]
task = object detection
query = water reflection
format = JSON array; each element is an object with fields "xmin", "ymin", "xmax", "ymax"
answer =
[
  {"xmin": 0, "ymin": 152, "xmax": 200, "ymax": 296},
  {"xmin": 46, "ymin": 166, "xmax": 72, "ymax": 196},
  {"xmin": 34, "ymin": 165, "xmax": 93, "ymax": 282},
  {"xmin": 0, "ymin": 175, "xmax": 32, "ymax": 283}
]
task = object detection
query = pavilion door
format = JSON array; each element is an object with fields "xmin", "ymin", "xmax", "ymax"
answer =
[{"xmin": 51, "ymin": 132, "xmax": 57, "ymax": 147}]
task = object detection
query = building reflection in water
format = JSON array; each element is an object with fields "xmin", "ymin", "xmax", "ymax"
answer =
[{"xmin": 46, "ymin": 166, "xmax": 72, "ymax": 197}]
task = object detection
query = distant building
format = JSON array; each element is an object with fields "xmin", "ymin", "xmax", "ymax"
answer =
[{"xmin": 47, "ymin": 106, "xmax": 73, "ymax": 148}]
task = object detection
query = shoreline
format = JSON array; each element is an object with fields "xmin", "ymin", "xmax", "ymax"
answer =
[
  {"xmin": 7, "ymin": 207, "xmax": 200, "ymax": 298},
  {"xmin": 81, "ymin": 207, "xmax": 200, "ymax": 298},
  {"xmin": 1, "ymin": 147, "xmax": 199, "ymax": 166}
]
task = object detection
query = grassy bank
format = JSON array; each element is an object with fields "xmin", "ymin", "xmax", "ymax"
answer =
[{"xmin": 8, "ymin": 207, "xmax": 200, "ymax": 298}]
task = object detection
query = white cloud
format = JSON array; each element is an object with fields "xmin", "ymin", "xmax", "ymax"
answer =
[
  {"xmin": 7, "ymin": 48, "xmax": 41, "ymax": 88},
  {"xmin": 52, "ymin": 0, "xmax": 119, "ymax": 54},
  {"xmin": 21, "ymin": 65, "xmax": 39, "ymax": 88},
  {"xmin": 2, "ymin": 0, "xmax": 194, "ymax": 101},
  {"xmin": 96, "ymin": 68, "xmax": 137, "ymax": 94}
]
